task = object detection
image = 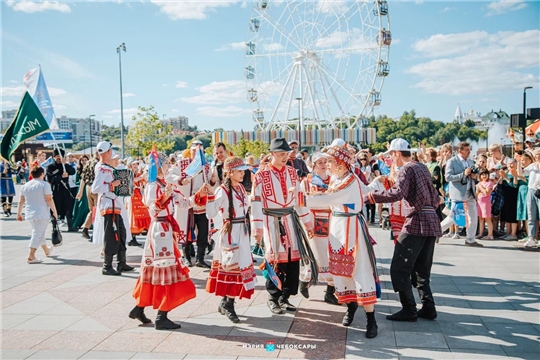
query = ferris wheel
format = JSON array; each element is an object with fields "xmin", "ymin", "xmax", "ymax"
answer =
[{"xmin": 245, "ymin": 0, "xmax": 391, "ymax": 131}]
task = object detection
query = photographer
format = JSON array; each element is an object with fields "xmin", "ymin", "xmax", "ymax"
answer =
[{"xmin": 440, "ymin": 142, "xmax": 484, "ymax": 247}]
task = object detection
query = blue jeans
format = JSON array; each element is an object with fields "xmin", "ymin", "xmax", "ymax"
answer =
[{"xmin": 526, "ymin": 188, "xmax": 540, "ymax": 241}]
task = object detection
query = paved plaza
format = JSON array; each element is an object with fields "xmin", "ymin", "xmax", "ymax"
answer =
[{"xmin": 1, "ymin": 186, "xmax": 539, "ymax": 360}]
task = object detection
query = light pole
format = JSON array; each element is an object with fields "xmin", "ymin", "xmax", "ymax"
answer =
[
  {"xmin": 523, "ymin": 86, "xmax": 533, "ymax": 149},
  {"xmin": 295, "ymin": 97, "xmax": 302, "ymax": 149},
  {"xmin": 117, "ymin": 43, "xmax": 126, "ymax": 158},
  {"xmin": 88, "ymin": 115, "xmax": 95, "ymax": 155}
]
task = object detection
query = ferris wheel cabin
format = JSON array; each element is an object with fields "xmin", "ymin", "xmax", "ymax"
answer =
[
  {"xmin": 377, "ymin": 61, "xmax": 390, "ymax": 77},
  {"xmin": 253, "ymin": 110, "xmax": 264, "ymax": 123},
  {"xmin": 378, "ymin": 29, "xmax": 392, "ymax": 46},
  {"xmin": 249, "ymin": 19, "xmax": 260, "ymax": 32},
  {"xmin": 369, "ymin": 92, "xmax": 382, "ymax": 107},
  {"xmin": 374, "ymin": 0, "xmax": 389, "ymax": 16},
  {"xmin": 259, "ymin": 0, "xmax": 268, "ymax": 10},
  {"xmin": 248, "ymin": 89, "xmax": 258, "ymax": 102},
  {"xmin": 246, "ymin": 42, "xmax": 256, "ymax": 55},
  {"xmin": 245, "ymin": 66, "xmax": 255, "ymax": 79}
]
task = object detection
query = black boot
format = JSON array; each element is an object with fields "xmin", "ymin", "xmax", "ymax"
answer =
[
  {"xmin": 7, "ymin": 203, "xmax": 12, "ymax": 216},
  {"xmin": 183, "ymin": 244, "xmax": 193, "ymax": 267},
  {"xmin": 155, "ymin": 310, "xmax": 181, "ymax": 330},
  {"xmin": 117, "ymin": 251, "xmax": 135, "ymax": 273},
  {"xmin": 365, "ymin": 311, "xmax": 378, "ymax": 338},
  {"xmin": 195, "ymin": 243, "xmax": 210, "ymax": 268},
  {"xmin": 278, "ymin": 296, "xmax": 297, "ymax": 311},
  {"xmin": 222, "ymin": 297, "xmax": 240, "ymax": 323},
  {"xmin": 207, "ymin": 239, "xmax": 214, "ymax": 255},
  {"xmin": 2, "ymin": 203, "xmax": 8, "ymax": 217},
  {"xmin": 218, "ymin": 296, "xmax": 227, "ymax": 315},
  {"xmin": 324, "ymin": 285, "xmax": 340, "ymax": 305},
  {"xmin": 299, "ymin": 281, "xmax": 310, "ymax": 299},
  {"xmin": 386, "ymin": 289, "xmax": 418, "ymax": 322},
  {"xmin": 267, "ymin": 296, "xmax": 283, "ymax": 314},
  {"xmin": 81, "ymin": 228, "xmax": 91, "ymax": 239},
  {"xmin": 342, "ymin": 302, "xmax": 358, "ymax": 326},
  {"xmin": 417, "ymin": 280, "xmax": 437, "ymax": 320},
  {"xmin": 66, "ymin": 217, "xmax": 77, "ymax": 232},
  {"xmin": 129, "ymin": 306, "xmax": 152, "ymax": 324},
  {"xmin": 102, "ymin": 255, "xmax": 121, "ymax": 276},
  {"xmin": 128, "ymin": 236, "xmax": 141, "ymax": 247}
]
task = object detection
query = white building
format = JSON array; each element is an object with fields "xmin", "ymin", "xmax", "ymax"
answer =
[
  {"xmin": 162, "ymin": 116, "xmax": 189, "ymax": 133},
  {"xmin": 57, "ymin": 115, "xmax": 102, "ymax": 144},
  {"xmin": 453, "ymin": 104, "xmax": 510, "ymax": 129}
]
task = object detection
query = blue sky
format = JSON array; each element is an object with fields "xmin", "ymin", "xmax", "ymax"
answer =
[{"xmin": 1, "ymin": 0, "xmax": 539, "ymax": 131}]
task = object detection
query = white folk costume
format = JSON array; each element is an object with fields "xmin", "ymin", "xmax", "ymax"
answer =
[
  {"xmin": 132, "ymin": 179, "xmax": 198, "ymax": 311},
  {"xmin": 300, "ymin": 172, "xmax": 332, "ymax": 285},
  {"xmin": 205, "ymin": 183, "xmax": 256, "ymax": 299},
  {"xmin": 91, "ymin": 157, "xmax": 131, "ymax": 275},
  {"xmin": 166, "ymin": 158, "xmax": 192, "ymax": 245},
  {"xmin": 250, "ymin": 138, "xmax": 314, "ymax": 314}
]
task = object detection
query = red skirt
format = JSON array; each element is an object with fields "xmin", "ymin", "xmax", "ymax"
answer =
[
  {"xmin": 133, "ymin": 246, "xmax": 196, "ymax": 311},
  {"xmin": 206, "ymin": 261, "xmax": 255, "ymax": 300},
  {"xmin": 130, "ymin": 188, "xmax": 151, "ymax": 235}
]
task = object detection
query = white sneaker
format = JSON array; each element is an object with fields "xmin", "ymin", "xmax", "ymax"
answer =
[
  {"xmin": 524, "ymin": 239, "xmax": 537, "ymax": 247},
  {"xmin": 518, "ymin": 238, "xmax": 529, "ymax": 244},
  {"xmin": 452, "ymin": 234, "xmax": 460, "ymax": 239}
]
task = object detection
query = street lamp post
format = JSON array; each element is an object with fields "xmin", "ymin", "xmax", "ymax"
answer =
[
  {"xmin": 88, "ymin": 115, "xmax": 95, "ymax": 155},
  {"xmin": 117, "ymin": 43, "xmax": 126, "ymax": 158},
  {"xmin": 523, "ymin": 86, "xmax": 533, "ymax": 149},
  {"xmin": 295, "ymin": 97, "xmax": 302, "ymax": 149}
]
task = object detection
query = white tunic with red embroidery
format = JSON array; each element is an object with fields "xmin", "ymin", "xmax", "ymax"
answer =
[
  {"xmin": 166, "ymin": 159, "xmax": 192, "ymax": 243},
  {"xmin": 205, "ymin": 184, "xmax": 257, "ymax": 298},
  {"xmin": 250, "ymin": 164, "xmax": 313, "ymax": 264}
]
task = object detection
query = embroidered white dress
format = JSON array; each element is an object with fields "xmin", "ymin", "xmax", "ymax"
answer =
[
  {"xmin": 205, "ymin": 184, "xmax": 257, "ymax": 299},
  {"xmin": 308, "ymin": 173, "xmax": 379, "ymax": 305}
]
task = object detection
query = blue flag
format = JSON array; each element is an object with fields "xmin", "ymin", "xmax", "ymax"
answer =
[
  {"xmin": 311, "ymin": 174, "xmax": 328, "ymax": 189},
  {"xmin": 148, "ymin": 145, "xmax": 159, "ymax": 183},
  {"xmin": 378, "ymin": 159, "xmax": 390, "ymax": 175},
  {"xmin": 23, "ymin": 66, "xmax": 59, "ymax": 130},
  {"xmin": 184, "ymin": 145, "xmax": 207, "ymax": 177},
  {"xmin": 453, "ymin": 202, "xmax": 467, "ymax": 227}
]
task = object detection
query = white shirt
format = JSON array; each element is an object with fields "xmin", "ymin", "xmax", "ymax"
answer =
[
  {"xmin": 458, "ymin": 154, "xmax": 472, "ymax": 191},
  {"xmin": 21, "ymin": 179, "xmax": 52, "ymax": 221},
  {"xmin": 525, "ymin": 163, "xmax": 540, "ymax": 190},
  {"xmin": 68, "ymin": 161, "xmax": 78, "ymax": 188}
]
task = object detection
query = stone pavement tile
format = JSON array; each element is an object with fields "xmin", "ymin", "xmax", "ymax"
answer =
[
  {"xmin": 0, "ymin": 349, "xmax": 38, "ymax": 360},
  {"xmin": 242, "ymin": 304, "xmax": 297, "ymax": 322},
  {"xmin": 430, "ymin": 284, "xmax": 461, "ymax": 294},
  {"xmin": 449, "ymin": 348, "xmax": 510, "ymax": 359},
  {"xmin": 2, "ymin": 293, "xmax": 62, "ymax": 314},
  {"xmin": 438, "ymin": 320, "xmax": 491, "ymax": 337},
  {"xmin": 467, "ymin": 299, "xmax": 516, "ymax": 310},
  {"xmin": 64, "ymin": 315, "xmax": 115, "ymax": 332},
  {"xmin": 47, "ymin": 290, "xmax": 87, "ymax": 303},
  {"xmin": 89, "ymin": 314, "xmax": 134, "ymax": 332},
  {"xmin": 396, "ymin": 347, "xmax": 453, "ymax": 359},
  {"xmin": 229, "ymin": 319, "xmax": 292, "ymax": 338},
  {"xmin": 13, "ymin": 314, "xmax": 85, "ymax": 331},
  {"xmin": 277, "ymin": 338, "xmax": 344, "ymax": 359},
  {"xmin": 31, "ymin": 330, "xmax": 111, "ymax": 351},
  {"xmin": 211, "ymin": 335, "xmax": 283, "ymax": 358},
  {"xmin": 391, "ymin": 319, "xmax": 441, "ymax": 334},
  {"xmin": 10, "ymin": 280, "xmax": 66, "ymax": 292},
  {"xmin": 345, "ymin": 345, "xmax": 399, "ymax": 359},
  {"xmin": 456, "ymin": 285, "xmax": 499, "ymax": 295},
  {"xmin": 484, "ymin": 322, "xmax": 540, "ymax": 336},
  {"xmin": 395, "ymin": 331, "xmax": 448, "ymax": 349},
  {"xmin": 347, "ymin": 324, "xmax": 396, "ymax": 347},
  {"xmin": 479, "ymin": 309, "xmax": 536, "ymax": 324},
  {"xmin": 1, "ymin": 282, "xmax": 25, "ymax": 291},
  {"xmin": 444, "ymin": 333, "xmax": 513, "ymax": 351},
  {"xmin": 92, "ymin": 332, "xmax": 170, "ymax": 352},
  {"xmin": 181, "ymin": 317, "xmax": 235, "ymax": 335},
  {"xmin": 79, "ymin": 351, "xmax": 137, "ymax": 359},
  {"xmin": 152, "ymin": 333, "xmax": 223, "ymax": 355},
  {"xmin": 1, "ymin": 290, "xmax": 43, "ymax": 309},
  {"xmin": 183, "ymin": 355, "xmax": 237, "ymax": 360},
  {"xmin": 46, "ymin": 303, "xmax": 86, "ymax": 315},
  {"xmin": 1, "ymin": 330, "xmax": 58, "ymax": 349},
  {"xmin": 1, "ymin": 314, "xmax": 36, "ymax": 330},
  {"xmin": 502, "ymin": 347, "xmax": 540, "ymax": 359},
  {"xmin": 26, "ymin": 350, "xmax": 87, "ymax": 359},
  {"xmin": 131, "ymin": 352, "xmax": 187, "ymax": 359}
]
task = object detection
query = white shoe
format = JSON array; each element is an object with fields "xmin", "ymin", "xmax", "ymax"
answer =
[
  {"xmin": 442, "ymin": 232, "xmax": 453, "ymax": 238},
  {"xmin": 518, "ymin": 238, "xmax": 529, "ymax": 244},
  {"xmin": 452, "ymin": 234, "xmax": 460, "ymax": 239},
  {"xmin": 27, "ymin": 258, "xmax": 43, "ymax": 264},
  {"xmin": 46, "ymin": 246, "xmax": 53, "ymax": 257},
  {"xmin": 524, "ymin": 239, "xmax": 537, "ymax": 247}
]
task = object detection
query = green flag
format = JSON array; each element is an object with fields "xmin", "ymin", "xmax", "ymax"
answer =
[{"xmin": 0, "ymin": 91, "xmax": 49, "ymax": 162}]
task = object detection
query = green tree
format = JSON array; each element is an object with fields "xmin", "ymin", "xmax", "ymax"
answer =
[
  {"xmin": 463, "ymin": 119, "xmax": 476, "ymax": 128},
  {"xmin": 73, "ymin": 142, "xmax": 90, "ymax": 151},
  {"xmin": 127, "ymin": 106, "xmax": 174, "ymax": 154},
  {"xmin": 101, "ymin": 125, "xmax": 121, "ymax": 141}
]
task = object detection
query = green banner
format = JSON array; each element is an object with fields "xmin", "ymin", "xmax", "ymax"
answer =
[{"xmin": 0, "ymin": 91, "xmax": 49, "ymax": 162}]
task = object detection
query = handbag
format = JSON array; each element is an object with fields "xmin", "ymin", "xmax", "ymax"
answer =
[
  {"xmin": 51, "ymin": 218, "xmax": 63, "ymax": 247},
  {"xmin": 534, "ymin": 189, "xmax": 540, "ymax": 199}
]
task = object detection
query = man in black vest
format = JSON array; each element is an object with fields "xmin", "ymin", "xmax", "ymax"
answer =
[{"xmin": 46, "ymin": 148, "xmax": 76, "ymax": 231}]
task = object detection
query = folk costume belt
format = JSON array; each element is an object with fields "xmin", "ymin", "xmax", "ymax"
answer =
[{"xmin": 262, "ymin": 207, "xmax": 319, "ymax": 286}]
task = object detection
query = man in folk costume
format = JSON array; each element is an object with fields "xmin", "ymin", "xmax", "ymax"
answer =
[
  {"xmin": 366, "ymin": 138, "xmax": 442, "ymax": 322},
  {"xmin": 307, "ymin": 145, "xmax": 384, "ymax": 338},
  {"xmin": 130, "ymin": 150, "xmax": 202, "ymax": 330},
  {"xmin": 251, "ymin": 138, "xmax": 315, "ymax": 314},
  {"xmin": 207, "ymin": 142, "xmax": 229, "ymax": 254},
  {"xmin": 126, "ymin": 158, "xmax": 150, "ymax": 247},
  {"xmin": 298, "ymin": 152, "xmax": 339, "ymax": 305},
  {"xmin": 46, "ymin": 148, "xmax": 76, "ymax": 231},
  {"xmin": 204, "ymin": 156, "xmax": 257, "ymax": 323},
  {"xmin": 91, "ymin": 142, "xmax": 134, "ymax": 276}
]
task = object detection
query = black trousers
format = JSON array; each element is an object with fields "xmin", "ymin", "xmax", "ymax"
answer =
[
  {"xmin": 391, "ymin": 233, "xmax": 436, "ymax": 305},
  {"xmin": 266, "ymin": 257, "xmax": 300, "ymax": 300},
  {"xmin": 194, "ymin": 213, "xmax": 209, "ymax": 261},
  {"xmin": 53, "ymin": 189, "xmax": 74, "ymax": 219},
  {"xmin": 365, "ymin": 203, "xmax": 376, "ymax": 222},
  {"xmin": 103, "ymin": 214, "xmax": 127, "ymax": 257}
]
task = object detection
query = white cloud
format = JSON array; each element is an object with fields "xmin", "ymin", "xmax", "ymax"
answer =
[
  {"xmin": 107, "ymin": 108, "xmax": 139, "ymax": 119},
  {"xmin": 1, "ymin": 85, "xmax": 66, "ymax": 97},
  {"xmin": 178, "ymin": 80, "xmax": 246, "ymax": 105},
  {"xmin": 407, "ymin": 30, "xmax": 540, "ymax": 95},
  {"xmin": 441, "ymin": 7, "xmax": 455, "ymax": 13},
  {"xmin": 215, "ymin": 41, "xmax": 245, "ymax": 52},
  {"xmin": 9, "ymin": 80, "xmax": 17, "ymax": 84},
  {"xmin": 263, "ymin": 43, "xmax": 284, "ymax": 52},
  {"xmin": 317, "ymin": 0, "xmax": 350, "ymax": 14},
  {"xmin": 151, "ymin": 0, "xmax": 238, "ymax": 20},
  {"xmin": 175, "ymin": 81, "xmax": 188, "ymax": 88},
  {"xmin": 197, "ymin": 106, "xmax": 252, "ymax": 118},
  {"xmin": 6, "ymin": 0, "xmax": 71, "ymax": 13},
  {"xmin": 122, "ymin": 93, "xmax": 136, "ymax": 98},
  {"xmin": 162, "ymin": 84, "xmax": 169, "ymax": 87},
  {"xmin": 171, "ymin": 109, "xmax": 179, "ymax": 113},
  {"xmin": 414, "ymin": 0, "xmax": 424, "ymax": 4},
  {"xmin": 1, "ymin": 100, "xmax": 19, "ymax": 109},
  {"xmin": 240, "ymin": 1, "xmax": 247, "ymax": 8},
  {"xmin": 486, "ymin": 0, "xmax": 528, "ymax": 16}
]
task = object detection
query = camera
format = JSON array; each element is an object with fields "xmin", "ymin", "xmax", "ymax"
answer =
[{"xmin": 469, "ymin": 166, "xmax": 479, "ymax": 174}]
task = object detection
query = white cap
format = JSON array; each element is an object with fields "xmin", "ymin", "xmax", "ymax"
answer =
[
  {"xmin": 288, "ymin": 139, "xmax": 299, "ymax": 145},
  {"xmin": 526, "ymin": 137, "xmax": 536, "ymax": 143},
  {"xmin": 385, "ymin": 138, "xmax": 411, "ymax": 154},
  {"xmin": 111, "ymin": 151, "xmax": 120, "ymax": 159},
  {"xmin": 96, "ymin": 141, "xmax": 112, "ymax": 154},
  {"xmin": 66, "ymin": 152, "xmax": 74, "ymax": 156},
  {"xmin": 191, "ymin": 140, "xmax": 203, "ymax": 149},
  {"xmin": 331, "ymin": 138, "xmax": 346, "ymax": 147}
]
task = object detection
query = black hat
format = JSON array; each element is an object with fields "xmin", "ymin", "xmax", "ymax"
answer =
[
  {"xmin": 268, "ymin": 138, "xmax": 293, "ymax": 152},
  {"xmin": 53, "ymin": 148, "xmax": 65, "ymax": 157}
]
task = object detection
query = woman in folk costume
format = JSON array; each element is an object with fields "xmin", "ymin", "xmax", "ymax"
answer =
[
  {"xmin": 126, "ymin": 158, "xmax": 150, "ymax": 247},
  {"xmin": 384, "ymin": 164, "xmax": 411, "ymax": 245},
  {"xmin": 204, "ymin": 156, "xmax": 257, "ymax": 323},
  {"xmin": 307, "ymin": 145, "xmax": 384, "ymax": 338},
  {"xmin": 298, "ymin": 152, "xmax": 339, "ymax": 305},
  {"xmin": 130, "ymin": 150, "xmax": 204, "ymax": 330}
]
